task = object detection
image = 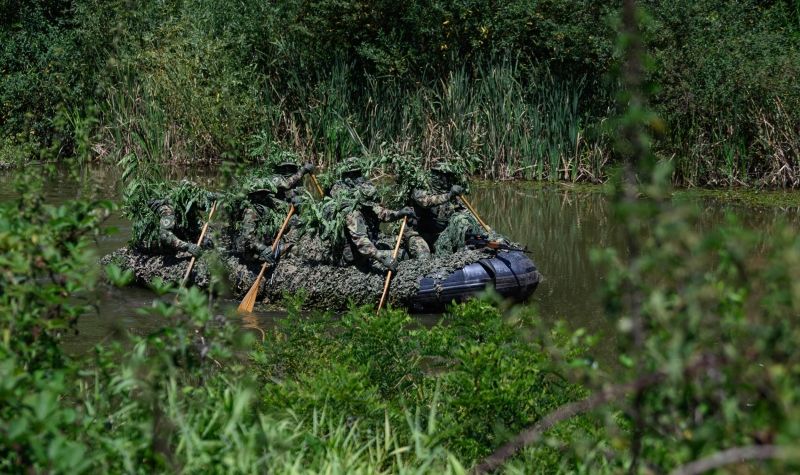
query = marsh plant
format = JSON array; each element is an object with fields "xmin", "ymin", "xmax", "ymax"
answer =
[{"xmin": 3, "ymin": 0, "xmax": 799, "ymax": 186}]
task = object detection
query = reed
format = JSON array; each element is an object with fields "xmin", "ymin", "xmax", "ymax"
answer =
[{"xmin": 267, "ymin": 60, "xmax": 597, "ymax": 181}]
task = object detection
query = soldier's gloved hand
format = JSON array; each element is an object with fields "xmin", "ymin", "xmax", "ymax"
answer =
[
  {"xmin": 259, "ymin": 248, "xmax": 276, "ymax": 265},
  {"xmin": 397, "ymin": 207, "xmax": 416, "ymax": 219},
  {"xmin": 449, "ymin": 184, "xmax": 465, "ymax": 196},
  {"xmin": 187, "ymin": 243, "xmax": 203, "ymax": 257},
  {"xmin": 290, "ymin": 193, "xmax": 303, "ymax": 207},
  {"xmin": 303, "ymin": 162, "xmax": 316, "ymax": 174},
  {"xmin": 376, "ymin": 251, "xmax": 398, "ymax": 273}
]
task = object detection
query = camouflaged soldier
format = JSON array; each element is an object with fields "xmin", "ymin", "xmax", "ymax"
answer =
[
  {"xmin": 233, "ymin": 188, "xmax": 282, "ymax": 264},
  {"xmin": 131, "ymin": 180, "xmax": 216, "ymax": 257},
  {"xmin": 331, "ymin": 160, "xmax": 415, "ymax": 272},
  {"xmin": 267, "ymin": 161, "xmax": 316, "ymax": 203},
  {"xmin": 410, "ymin": 162, "xmax": 483, "ymax": 255},
  {"xmin": 330, "ymin": 159, "xmax": 432, "ymax": 260},
  {"xmin": 231, "ymin": 160, "xmax": 313, "ymax": 263}
]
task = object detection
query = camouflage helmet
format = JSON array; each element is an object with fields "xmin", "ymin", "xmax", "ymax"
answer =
[
  {"xmin": 246, "ymin": 188, "xmax": 275, "ymax": 202},
  {"xmin": 431, "ymin": 161, "xmax": 459, "ymax": 178},
  {"xmin": 430, "ymin": 161, "xmax": 460, "ymax": 191},
  {"xmin": 274, "ymin": 161, "xmax": 300, "ymax": 176},
  {"xmin": 337, "ymin": 157, "xmax": 366, "ymax": 180}
]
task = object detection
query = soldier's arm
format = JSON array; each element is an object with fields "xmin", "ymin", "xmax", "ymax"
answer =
[
  {"xmin": 346, "ymin": 210, "xmax": 380, "ymax": 260},
  {"xmin": 275, "ymin": 168, "xmax": 307, "ymax": 193},
  {"xmin": 157, "ymin": 206, "xmax": 194, "ymax": 252},
  {"xmin": 412, "ymin": 189, "xmax": 452, "ymax": 207},
  {"xmin": 240, "ymin": 207, "xmax": 270, "ymax": 255},
  {"xmin": 372, "ymin": 204, "xmax": 404, "ymax": 222}
]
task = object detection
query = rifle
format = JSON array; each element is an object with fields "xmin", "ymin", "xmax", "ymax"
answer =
[{"xmin": 466, "ymin": 237, "xmax": 531, "ymax": 254}]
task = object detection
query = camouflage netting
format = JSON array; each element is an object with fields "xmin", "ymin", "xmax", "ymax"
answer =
[{"xmin": 101, "ymin": 235, "xmax": 494, "ymax": 310}]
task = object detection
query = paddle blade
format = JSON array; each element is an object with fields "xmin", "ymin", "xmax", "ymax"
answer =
[
  {"xmin": 238, "ymin": 263, "xmax": 268, "ymax": 313},
  {"xmin": 238, "ymin": 276, "xmax": 262, "ymax": 312}
]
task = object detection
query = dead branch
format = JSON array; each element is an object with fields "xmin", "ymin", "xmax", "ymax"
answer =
[
  {"xmin": 669, "ymin": 445, "xmax": 800, "ymax": 475},
  {"xmin": 471, "ymin": 373, "xmax": 662, "ymax": 474}
]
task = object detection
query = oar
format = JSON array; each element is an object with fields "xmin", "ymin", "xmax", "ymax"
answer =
[
  {"xmin": 179, "ymin": 201, "xmax": 218, "ymax": 288},
  {"xmin": 310, "ymin": 173, "xmax": 325, "ymax": 197},
  {"xmin": 377, "ymin": 216, "xmax": 407, "ymax": 314},
  {"xmin": 458, "ymin": 195, "xmax": 492, "ymax": 233},
  {"xmin": 237, "ymin": 205, "xmax": 295, "ymax": 313}
]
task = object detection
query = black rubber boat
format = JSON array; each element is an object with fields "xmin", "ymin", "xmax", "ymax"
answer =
[
  {"xmin": 412, "ymin": 250, "xmax": 540, "ymax": 311},
  {"xmin": 101, "ymin": 246, "xmax": 540, "ymax": 311}
]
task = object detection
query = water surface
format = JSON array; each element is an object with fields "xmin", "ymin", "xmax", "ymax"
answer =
[{"xmin": 3, "ymin": 165, "xmax": 799, "ymax": 355}]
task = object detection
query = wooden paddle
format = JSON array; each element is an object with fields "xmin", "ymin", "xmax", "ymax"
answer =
[
  {"xmin": 377, "ymin": 216, "xmax": 407, "ymax": 313},
  {"xmin": 237, "ymin": 205, "xmax": 296, "ymax": 313},
  {"xmin": 458, "ymin": 195, "xmax": 492, "ymax": 233},
  {"xmin": 179, "ymin": 200, "xmax": 218, "ymax": 288}
]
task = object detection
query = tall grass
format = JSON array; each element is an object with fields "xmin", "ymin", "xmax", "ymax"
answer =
[{"xmin": 264, "ymin": 61, "xmax": 606, "ymax": 181}]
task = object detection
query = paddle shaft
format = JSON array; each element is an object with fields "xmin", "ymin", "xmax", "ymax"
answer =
[
  {"xmin": 180, "ymin": 201, "xmax": 217, "ymax": 288},
  {"xmin": 310, "ymin": 173, "xmax": 325, "ymax": 197},
  {"xmin": 458, "ymin": 195, "xmax": 491, "ymax": 233},
  {"xmin": 237, "ymin": 205, "xmax": 296, "ymax": 312},
  {"xmin": 377, "ymin": 216, "xmax": 407, "ymax": 313}
]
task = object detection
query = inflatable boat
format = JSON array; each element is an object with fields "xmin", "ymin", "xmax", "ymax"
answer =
[{"xmin": 101, "ymin": 245, "xmax": 540, "ymax": 311}]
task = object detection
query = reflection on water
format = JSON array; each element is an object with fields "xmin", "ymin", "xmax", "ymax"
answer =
[
  {"xmin": 2, "ymin": 165, "xmax": 799, "ymax": 354},
  {"xmin": 471, "ymin": 183, "xmax": 619, "ymax": 336}
]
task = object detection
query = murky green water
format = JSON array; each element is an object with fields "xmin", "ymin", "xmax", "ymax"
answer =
[{"xmin": 3, "ymin": 165, "xmax": 800, "ymax": 354}]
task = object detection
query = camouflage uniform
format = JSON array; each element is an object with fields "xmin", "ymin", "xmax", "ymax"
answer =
[
  {"xmin": 268, "ymin": 162, "xmax": 314, "ymax": 203},
  {"xmin": 235, "ymin": 200, "xmax": 279, "ymax": 262},
  {"xmin": 133, "ymin": 183, "xmax": 216, "ymax": 257},
  {"xmin": 150, "ymin": 202, "xmax": 201, "ymax": 256},
  {"xmin": 234, "ymin": 162, "xmax": 314, "ymax": 263},
  {"xmin": 330, "ymin": 171, "xmax": 414, "ymax": 271},
  {"xmin": 410, "ymin": 168, "xmax": 482, "ymax": 255}
]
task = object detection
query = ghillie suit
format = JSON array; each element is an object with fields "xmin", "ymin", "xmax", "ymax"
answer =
[
  {"xmin": 329, "ymin": 157, "xmax": 431, "ymax": 259},
  {"xmin": 409, "ymin": 162, "xmax": 485, "ymax": 255},
  {"xmin": 225, "ymin": 188, "xmax": 285, "ymax": 263},
  {"xmin": 244, "ymin": 153, "xmax": 316, "ymax": 203},
  {"xmin": 312, "ymin": 158, "xmax": 415, "ymax": 271},
  {"xmin": 342, "ymin": 183, "xmax": 415, "ymax": 272},
  {"xmin": 123, "ymin": 180, "xmax": 216, "ymax": 257},
  {"xmin": 226, "ymin": 159, "xmax": 316, "ymax": 263}
]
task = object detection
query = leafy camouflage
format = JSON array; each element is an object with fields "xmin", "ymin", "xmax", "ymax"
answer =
[
  {"xmin": 432, "ymin": 211, "xmax": 484, "ymax": 255},
  {"xmin": 376, "ymin": 155, "xmax": 471, "ymax": 207},
  {"xmin": 123, "ymin": 179, "xmax": 214, "ymax": 251}
]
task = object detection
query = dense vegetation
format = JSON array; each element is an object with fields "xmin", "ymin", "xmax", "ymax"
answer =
[
  {"xmin": 2, "ymin": 0, "xmax": 799, "ymax": 185},
  {"xmin": 3, "ymin": 1, "xmax": 800, "ymax": 473}
]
